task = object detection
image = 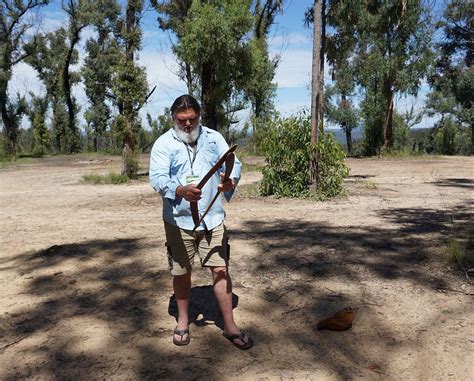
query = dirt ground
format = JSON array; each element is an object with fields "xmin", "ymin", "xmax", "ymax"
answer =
[{"xmin": 1, "ymin": 154, "xmax": 473, "ymax": 380}]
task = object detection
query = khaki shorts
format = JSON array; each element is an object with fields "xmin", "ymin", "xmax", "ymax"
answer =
[{"xmin": 164, "ymin": 221, "xmax": 229, "ymax": 276}]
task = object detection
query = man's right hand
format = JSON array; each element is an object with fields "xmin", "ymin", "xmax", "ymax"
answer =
[{"xmin": 176, "ymin": 184, "xmax": 202, "ymax": 202}]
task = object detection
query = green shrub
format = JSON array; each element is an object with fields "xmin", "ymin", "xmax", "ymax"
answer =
[
  {"xmin": 82, "ymin": 173, "xmax": 129, "ymax": 184},
  {"xmin": 432, "ymin": 117, "xmax": 457, "ymax": 155},
  {"xmin": 260, "ymin": 114, "xmax": 349, "ymax": 199}
]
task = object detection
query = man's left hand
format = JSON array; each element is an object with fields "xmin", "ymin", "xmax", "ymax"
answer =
[{"xmin": 218, "ymin": 173, "xmax": 234, "ymax": 192}]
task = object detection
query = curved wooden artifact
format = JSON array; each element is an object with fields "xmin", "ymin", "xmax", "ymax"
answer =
[{"xmin": 190, "ymin": 144, "xmax": 238, "ymax": 230}]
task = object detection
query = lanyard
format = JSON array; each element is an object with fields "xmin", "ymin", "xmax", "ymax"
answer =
[{"xmin": 185, "ymin": 143, "xmax": 197, "ymax": 175}]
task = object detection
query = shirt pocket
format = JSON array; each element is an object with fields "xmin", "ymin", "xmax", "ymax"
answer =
[
  {"xmin": 170, "ymin": 151, "xmax": 188, "ymax": 178},
  {"xmin": 201, "ymin": 143, "xmax": 220, "ymax": 168}
]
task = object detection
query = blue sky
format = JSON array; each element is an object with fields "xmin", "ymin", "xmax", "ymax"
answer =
[
  {"xmin": 137, "ymin": 0, "xmax": 316, "ymax": 119},
  {"xmin": 10, "ymin": 0, "xmax": 435, "ymax": 130}
]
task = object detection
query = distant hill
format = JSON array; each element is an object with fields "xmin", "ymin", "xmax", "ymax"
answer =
[{"xmin": 327, "ymin": 128, "xmax": 363, "ymax": 147}]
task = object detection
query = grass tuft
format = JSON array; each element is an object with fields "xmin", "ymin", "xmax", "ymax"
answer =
[
  {"xmin": 82, "ymin": 173, "xmax": 129, "ymax": 184},
  {"xmin": 366, "ymin": 180, "xmax": 378, "ymax": 189}
]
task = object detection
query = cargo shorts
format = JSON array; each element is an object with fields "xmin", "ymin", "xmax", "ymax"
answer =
[{"xmin": 164, "ymin": 221, "xmax": 229, "ymax": 276}]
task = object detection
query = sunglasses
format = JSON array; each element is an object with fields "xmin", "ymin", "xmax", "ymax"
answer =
[{"xmin": 175, "ymin": 116, "xmax": 199, "ymax": 125}]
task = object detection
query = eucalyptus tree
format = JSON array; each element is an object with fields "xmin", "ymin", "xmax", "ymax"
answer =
[
  {"xmin": 59, "ymin": 0, "xmax": 99, "ymax": 153},
  {"xmin": 25, "ymin": 29, "xmax": 75, "ymax": 153},
  {"xmin": 428, "ymin": 0, "xmax": 473, "ymax": 154},
  {"xmin": 245, "ymin": 0, "xmax": 283, "ymax": 124},
  {"xmin": 154, "ymin": 0, "xmax": 254, "ymax": 132},
  {"xmin": 112, "ymin": 0, "xmax": 149, "ymax": 177},
  {"xmin": 355, "ymin": 0, "xmax": 433, "ymax": 154},
  {"xmin": 308, "ymin": 0, "xmax": 326, "ymax": 191},
  {"xmin": 27, "ymin": 92, "xmax": 50, "ymax": 156},
  {"xmin": 0, "ymin": 0, "xmax": 49, "ymax": 157},
  {"xmin": 152, "ymin": 0, "xmax": 195, "ymax": 93},
  {"xmin": 325, "ymin": 0, "xmax": 359, "ymax": 155},
  {"xmin": 81, "ymin": 0, "xmax": 121, "ymax": 151}
]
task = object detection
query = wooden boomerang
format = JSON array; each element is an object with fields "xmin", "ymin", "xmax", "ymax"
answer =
[
  {"xmin": 190, "ymin": 144, "xmax": 238, "ymax": 229},
  {"xmin": 192, "ymin": 153, "xmax": 235, "ymax": 231}
]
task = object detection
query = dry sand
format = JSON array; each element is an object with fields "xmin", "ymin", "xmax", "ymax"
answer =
[{"xmin": 1, "ymin": 154, "xmax": 473, "ymax": 380}]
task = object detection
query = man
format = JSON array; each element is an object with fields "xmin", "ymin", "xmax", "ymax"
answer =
[{"xmin": 149, "ymin": 94, "xmax": 253, "ymax": 349}]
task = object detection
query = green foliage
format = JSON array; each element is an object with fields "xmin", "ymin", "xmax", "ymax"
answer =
[
  {"xmin": 327, "ymin": 0, "xmax": 434, "ymax": 153},
  {"xmin": 431, "ymin": 117, "xmax": 471, "ymax": 155},
  {"xmin": 157, "ymin": 0, "xmax": 255, "ymax": 131},
  {"xmin": 122, "ymin": 150, "xmax": 139, "ymax": 179},
  {"xmin": 82, "ymin": 19, "xmax": 121, "ymax": 151},
  {"xmin": 109, "ymin": 115, "xmax": 126, "ymax": 154},
  {"xmin": 260, "ymin": 114, "xmax": 349, "ymax": 199},
  {"xmin": 2, "ymin": 93, "xmax": 28, "ymax": 156},
  {"xmin": 315, "ymin": 130, "xmax": 350, "ymax": 199},
  {"xmin": 244, "ymin": 34, "xmax": 278, "ymax": 121},
  {"xmin": 361, "ymin": 93, "xmax": 385, "ymax": 156},
  {"xmin": 51, "ymin": 102, "xmax": 69, "ymax": 153},
  {"xmin": 82, "ymin": 172, "xmax": 129, "ymax": 184},
  {"xmin": 393, "ymin": 112, "xmax": 410, "ymax": 151},
  {"xmin": 27, "ymin": 93, "xmax": 50, "ymax": 156},
  {"xmin": 427, "ymin": 0, "xmax": 473, "ymax": 154},
  {"xmin": 112, "ymin": 56, "xmax": 148, "ymax": 115},
  {"xmin": 0, "ymin": 0, "xmax": 50, "ymax": 157}
]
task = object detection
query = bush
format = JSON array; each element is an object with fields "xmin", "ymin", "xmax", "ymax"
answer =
[
  {"xmin": 260, "ymin": 114, "xmax": 349, "ymax": 199},
  {"xmin": 82, "ymin": 173, "xmax": 129, "ymax": 184},
  {"xmin": 315, "ymin": 131, "xmax": 350, "ymax": 199}
]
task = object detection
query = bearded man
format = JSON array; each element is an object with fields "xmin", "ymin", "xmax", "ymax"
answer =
[{"xmin": 149, "ymin": 94, "xmax": 253, "ymax": 349}]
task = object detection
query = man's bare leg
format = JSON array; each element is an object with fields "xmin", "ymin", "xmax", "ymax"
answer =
[
  {"xmin": 211, "ymin": 266, "xmax": 250, "ymax": 346},
  {"xmin": 173, "ymin": 273, "xmax": 191, "ymax": 343}
]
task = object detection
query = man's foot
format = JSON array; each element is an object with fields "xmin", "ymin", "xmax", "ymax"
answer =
[
  {"xmin": 223, "ymin": 330, "xmax": 253, "ymax": 350},
  {"xmin": 173, "ymin": 327, "xmax": 190, "ymax": 346}
]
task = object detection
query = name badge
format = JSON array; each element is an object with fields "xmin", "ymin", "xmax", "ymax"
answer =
[{"xmin": 186, "ymin": 175, "xmax": 199, "ymax": 185}]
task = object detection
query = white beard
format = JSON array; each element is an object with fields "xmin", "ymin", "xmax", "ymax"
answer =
[{"xmin": 175, "ymin": 125, "xmax": 200, "ymax": 144}]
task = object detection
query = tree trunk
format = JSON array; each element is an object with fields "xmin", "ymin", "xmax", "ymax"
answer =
[
  {"xmin": 310, "ymin": 0, "xmax": 323, "ymax": 192},
  {"xmin": 63, "ymin": 31, "xmax": 81, "ymax": 154},
  {"xmin": 121, "ymin": 0, "xmax": 139, "ymax": 177},
  {"xmin": 344, "ymin": 123, "xmax": 353, "ymax": 155},
  {"xmin": 383, "ymin": 80, "xmax": 394, "ymax": 151},
  {"xmin": 471, "ymin": 122, "xmax": 474, "ymax": 155},
  {"xmin": 319, "ymin": 0, "xmax": 326, "ymax": 127},
  {"xmin": 201, "ymin": 61, "xmax": 218, "ymax": 130},
  {"xmin": 0, "ymin": 41, "xmax": 16, "ymax": 157},
  {"xmin": 185, "ymin": 61, "xmax": 193, "ymax": 95},
  {"xmin": 0, "ymin": 81, "xmax": 15, "ymax": 157}
]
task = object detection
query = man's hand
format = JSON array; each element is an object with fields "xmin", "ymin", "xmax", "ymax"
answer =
[
  {"xmin": 218, "ymin": 173, "xmax": 234, "ymax": 193},
  {"xmin": 176, "ymin": 184, "xmax": 202, "ymax": 201}
]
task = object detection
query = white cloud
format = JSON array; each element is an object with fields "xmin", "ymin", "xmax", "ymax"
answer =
[
  {"xmin": 138, "ymin": 50, "xmax": 188, "ymax": 117},
  {"xmin": 9, "ymin": 63, "xmax": 45, "ymax": 97},
  {"xmin": 272, "ymin": 48, "xmax": 312, "ymax": 88},
  {"xmin": 269, "ymin": 32, "xmax": 312, "ymax": 48},
  {"xmin": 38, "ymin": 12, "xmax": 66, "ymax": 33}
]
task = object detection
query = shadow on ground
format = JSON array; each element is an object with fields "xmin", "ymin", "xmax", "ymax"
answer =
[
  {"xmin": 1, "ymin": 201, "xmax": 472, "ymax": 379},
  {"xmin": 168, "ymin": 285, "xmax": 238, "ymax": 330},
  {"xmin": 222, "ymin": 201, "xmax": 473, "ymax": 377},
  {"xmin": 434, "ymin": 177, "xmax": 474, "ymax": 189}
]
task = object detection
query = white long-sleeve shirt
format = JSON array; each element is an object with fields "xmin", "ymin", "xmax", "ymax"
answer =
[{"xmin": 149, "ymin": 126, "xmax": 241, "ymax": 231}]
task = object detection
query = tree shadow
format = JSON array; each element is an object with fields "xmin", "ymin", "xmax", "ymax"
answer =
[
  {"xmin": 168, "ymin": 285, "xmax": 239, "ymax": 330},
  {"xmin": 433, "ymin": 177, "xmax": 474, "ymax": 189},
  {"xmin": 2, "ymin": 200, "xmax": 472, "ymax": 378},
  {"xmin": 0, "ymin": 238, "xmax": 175, "ymax": 379},
  {"xmin": 222, "ymin": 201, "xmax": 472, "ymax": 376}
]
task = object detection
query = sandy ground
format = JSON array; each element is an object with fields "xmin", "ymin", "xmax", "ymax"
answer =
[{"xmin": 0, "ymin": 154, "xmax": 473, "ymax": 380}]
